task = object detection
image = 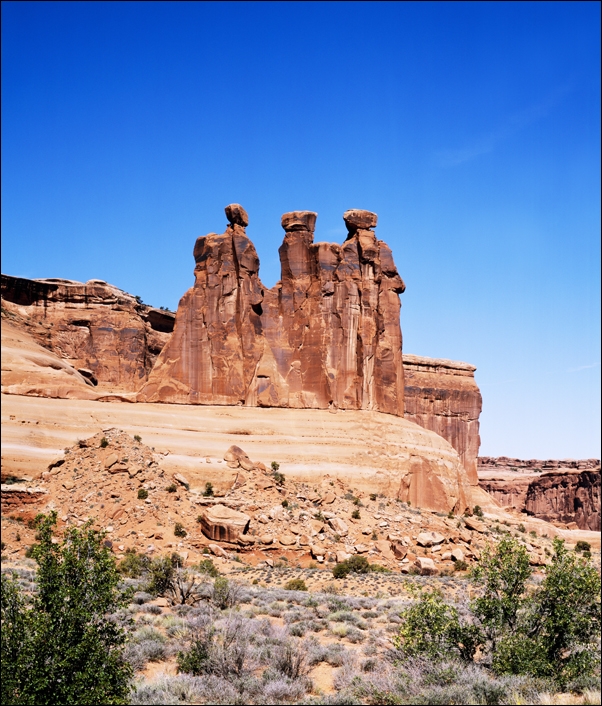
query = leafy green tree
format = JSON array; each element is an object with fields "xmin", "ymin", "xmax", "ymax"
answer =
[
  {"xmin": 394, "ymin": 590, "xmax": 483, "ymax": 662},
  {"xmin": 1, "ymin": 512, "xmax": 132, "ymax": 705},
  {"xmin": 471, "ymin": 537, "xmax": 532, "ymax": 647},
  {"xmin": 492, "ymin": 539, "xmax": 601, "ymax": 684}
]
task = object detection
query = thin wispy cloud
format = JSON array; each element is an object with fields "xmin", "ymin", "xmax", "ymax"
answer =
[
  {"xmin": 436, "ymin": 84, "xmax": 572, "ymax": 167},
  {"xmin": 567, "ymin": 362, "xmax": 601, "ymax": 373}
]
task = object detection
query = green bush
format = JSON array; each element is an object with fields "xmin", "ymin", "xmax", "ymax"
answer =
[
  {"xmin": 394, "ymin": 590, "xmax": 483, "ymax": 662},
  {"xmin": 270, "ymin": 461, "xmax": 280, "ymax": 471},
  {"xmin": 284, "ymin": 578, "xmax": 308, "ymax": 591},
  {"xmin": 203, "ymin": 482, "xmax": 214, "ymax": 497},
  {"xmin": 575, "ymin": 540, "xmax": 591, "ymax": 552},
  {"xmin": 147, "ymin": 555, "xmax": 175, "ymax": 596},
  {"xmin": 100, "ymin": 437, "xmax": 109, "ymax": 448},
  {"xmin": 177, "ymin": 629, "xmax": 213, "ymax": 675},
  {"xmin": 133, "ymin": 434, "xmax": 142, "ymax": 443},
  {"xmin": 517, "ymin": 523, "xmax": 526, "ymax": 533},
  {"xmin": 118, "ymin": 548, "xmax": 150, "ymax": 578},
  {"xmin": 281, "ymin": 499, "xmax": 289, "ymax": 508},
  {"xmin": 473, "ymin": 505, "xmax": 484, "ymax": 517},
  {"xmin": 332, "ymin": 555, "xmax": 373, "ymax": 579},
  {"xmin": 137, "ymin": 488, "xmax": 148, "ymax": 500},
  {"xmin": 1, "ymin": 512, "xmax": 132, "ymax": 705},
  {"xmin": 197, "ymin": 558, "xmax": 219, "ymax": 578},
  {"xmin": 454, "ymin": 560, "xmax": 469, "ymax": 572},
  {"xmin": 369, "ymin": 493, "xmax": 377, "ymax": 501},
  {"xmin": 351, "ymin": 509, "xmax": 361, "ymax": 519},
  {"xmin": 174, "ymin": 523, "xmax": 187, "ymax": 538},
  {"xmin": 272, "ymin": 471, "xmax": 285, "ymax": 485},
  {"xmin": 166, "ymin": 483, "xmax": 177, "ymax": 493}
]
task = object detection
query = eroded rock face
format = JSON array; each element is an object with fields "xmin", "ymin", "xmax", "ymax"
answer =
[
  {"xmin": 404, "ymin": 355, "xmax": 482, "ymax": 485},
  {"xmin": 1, "ymin": 275, "xmax": 175, "ymax": 390},
  {"xmin": 478, "ymin": 458, "xmax": 601, "ymax": 531},
  {"xmin": 139, "ymin": 205, "xmax": 406, "ymax": 415}
]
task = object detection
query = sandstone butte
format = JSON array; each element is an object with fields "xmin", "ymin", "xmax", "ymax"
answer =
[{"xmin": 1, "ymin": 207, "xmax": 482, "ymax": 484}]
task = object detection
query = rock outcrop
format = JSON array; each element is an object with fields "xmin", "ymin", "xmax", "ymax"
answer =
[
  {"xmin": 478, "ymin": 457, "xmax": 601, "ymax": 531},
  {"xmin": 138, "ymin": 205, "xmax": 406, "ymax": 416},
  {"xmin": 404, "ymin": 355, "xmax": 482, "ymax": 485},
  {"xmin": 1, "ymin": 275, "xmax": 175, "ymax": 390}
]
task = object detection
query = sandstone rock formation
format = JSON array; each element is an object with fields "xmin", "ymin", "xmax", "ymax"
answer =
[
  {"xmin": 198, "ymin": 504, "xmax": 252, "ymax": 543},
  {"xmin": 138, "ymin": 205, "xmax": 406, "ymax": 415},
  {"xmin": 404, "ymin": 355, "xmax": 482, "ymax": 485},
  {"xmin": 479, "ymin": 458, "xmax": 601, "ymax": 531},
  {"xmin": 1, "ymin": 275, "xmax": 175, "ymax": 390}
]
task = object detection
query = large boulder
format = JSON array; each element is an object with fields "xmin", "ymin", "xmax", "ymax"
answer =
[{"xmin": 198, "ymin": 504, "xmax": 251, "ymax": 543}]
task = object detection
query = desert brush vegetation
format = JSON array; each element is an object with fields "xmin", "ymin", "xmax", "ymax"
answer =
[{"xmin": 1, "ymin": 514, "xmax": 600, "ymax": 705}]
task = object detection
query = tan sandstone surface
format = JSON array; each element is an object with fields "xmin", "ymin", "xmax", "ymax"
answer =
[{"xmin": 1, "ymin": 393, "xmax": 472, "ymax": 514}]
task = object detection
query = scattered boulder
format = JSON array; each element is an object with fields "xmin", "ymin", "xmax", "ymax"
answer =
[
  {"xmin": 416, "ymin": 531, "xmax": 445, "ymax": 547},
  {"xmin": 413, "ymin": 556, "xmax": 438, "ymax": 575},
  {"xmin": 224, "ymin": 445, "xmax": 254, "ymax": 471},
  {"xmin": 328, "ymin": 517, "xmax": 349, "ymax": 537},
  {"xmin": 198, "ymin": 504, "xmax": 251, "ymax": 543},
  {"xmin": 451, "ymin": 547, "xmax": 465, "ymax": 563},
  {"xmin": 279, "ymin": 533, "xmax": 296, "ymax": 546},
  {"xmin": 104, "ymin": 454, "xmax": 119, "ymax": 469},
  {"xmin": 173, "ymin": 473, "xmax": 190, "ymax": 489},
  {"xmin": 208, "ymin": 543, "xmax": 229, "ymax": 559},
  {"xmin": 464, "ymin": 517, "xmax": 487, "ymax": 533}
]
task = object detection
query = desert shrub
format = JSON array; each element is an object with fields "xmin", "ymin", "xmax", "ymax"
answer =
[
  {"xmin": 166, "ymin": 483, "xmax": 177, "ymax": 493},
  {"xmin": 147, "ymin": 555, "xmax": 175, "ymax": 596},
  {"xmin": 1, "ymin": 511, "xmax": 132, "ymax": 705},
  {"xmin": 137, "ymin": 488, "xmax": 149, "ymax": 500},
  {"xmin": 473, "ymin": 505, "xmax": 484, "ymax": 517},
  {"xmin": 132, "ymin": 591, "xmax": 153, "ymax": 605},
  {"xmin": 174, "ymin": 523, "xmax": 187, "ymax": 538},
  {"xmin": 203, "ymin": 482, "xmax": 214, "ymax": 497},
  {"xmin": 133, "ymin": 434, "xmax": 142, "ymax": 443},
  {"xmin": 284, "ymin": 578, "xmax": 307, "ymax": 591},
  {"xmin": 394, "ymin": 590, "xmax": 483, "ymax": 662},
  {"xmin": 271, "ymin": 461, "xmax": 280, "ymax": 471},
  {"xmin": 351, "ymin": 509, "xmax": 361, "ymax": 519},
  {"xmin": 454, "ymin": 559, "xmax": 469, "ymax": 572},
  {"xmin": 100, "ymin": 437, "xmax": 109, "ymax": 448},
  {"xmin": 575, "ymin": 540, "xmax": 591, "ymax": 553},
  {"xmin": 141, "ymin": 603, "xmax": 162, "ymax": 615},
  {"xmin": 271, "ymin": 640, "xmax": 309, "ymax": 679},
  {"xmin": 272, "ymin": 471, "xmax": 285, "ymax": 485},
  {"xmin": 517, "ymin": 523, "xmax": 526, "ymax": 533},
  {"xmin": 281, "ymin": 499, "xmax": 289, "ymax": 508},
  {"xmin": 198, "ymin": 558, "xmax": 219, "ymax": 578},
  {"xmin": 333, "ymin": 555, "xmax": 375, "ymax": 579},
  {"xmin": 211, "ymin": 576, "xmax": 241, "ymax": 610},
  {"xmin": 369, "ymin": 493, "xmax": 377, "ymax": 501}
]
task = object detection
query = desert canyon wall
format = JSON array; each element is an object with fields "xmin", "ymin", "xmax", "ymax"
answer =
[{"xmin": 478, "ymin": 457, "xmax": 601, "ymax": 531}]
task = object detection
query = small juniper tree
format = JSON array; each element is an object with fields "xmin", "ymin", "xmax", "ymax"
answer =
[{"xmin": 1, "ymin": 512, "xmax": 132, "ymax": 705}]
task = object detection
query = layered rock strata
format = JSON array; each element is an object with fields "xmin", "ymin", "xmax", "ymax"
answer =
[
  {"xmin": 404, "ymin": 355, "xmax": 482, "ymax": 485},
  {"xmin": 138, "ymin": 205, "xmax": 406, "ymax": 415},
  {"xmin": 1, "ymin": 275, "xmax": 175, "ymax": 390},
  {"xmin": 478, "ymin": 458, "xmax": 601, "ymax": 531}
]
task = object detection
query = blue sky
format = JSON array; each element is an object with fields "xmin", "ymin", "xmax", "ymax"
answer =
[{"xmin": 2, "ymin": 1, "xmax": 600, "ymax": 459}]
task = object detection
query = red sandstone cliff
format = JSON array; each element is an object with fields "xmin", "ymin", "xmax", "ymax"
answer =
[
  {"xmin": 1, "ymin": 275, "xmax": 174, "ymax": 390},
  {"xmin": 478, "ymin": 457, "xmax": 601, "ymax": 531},
  {"xmin": 138, "ymin": 205, "xmax": 406, "ymax": 415},
  {"xmin": 404, "ymin": 355, "xmax": 482, "ymax": 486}
]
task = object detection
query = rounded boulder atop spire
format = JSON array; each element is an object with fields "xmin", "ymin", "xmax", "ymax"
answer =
[
  {"xmin": 225, "ymin": 204, "xmax": 249, "ymax": 227},
  {"xmin": 343, "ymin": 209, "xmax": 377, "ymax": 233},
  {"xmin": 281, "ymin": 211, "xmax": 317, "ymax": 233}
]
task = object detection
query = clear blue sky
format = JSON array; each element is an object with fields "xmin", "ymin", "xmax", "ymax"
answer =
[{"xmin": 2, "ymin": 1, "xmax": 600, "ymax": 459}]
